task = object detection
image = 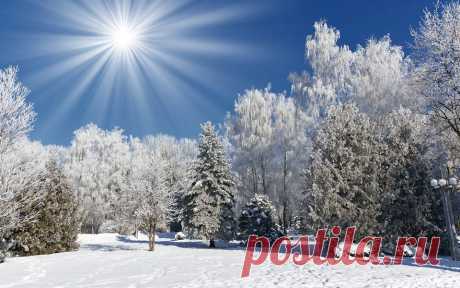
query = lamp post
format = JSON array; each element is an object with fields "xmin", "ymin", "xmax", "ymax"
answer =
[{"xmin": 430, "ymin": 177, "xmax": 460, "ymax": 261}]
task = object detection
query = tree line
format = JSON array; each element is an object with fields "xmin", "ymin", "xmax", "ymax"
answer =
[{"xmin": 1, "ymin": 2, "xmax": 460, "ymax": 257}]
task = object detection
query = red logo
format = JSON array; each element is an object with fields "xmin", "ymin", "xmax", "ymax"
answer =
[{"xmin": 241, "ymin": 226, "xmax": 440, "ymax": 278}]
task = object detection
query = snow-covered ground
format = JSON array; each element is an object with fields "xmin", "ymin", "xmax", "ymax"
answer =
[{"xmin": 0, "ymin": 233, "xmax": 459, "ymax": 288}]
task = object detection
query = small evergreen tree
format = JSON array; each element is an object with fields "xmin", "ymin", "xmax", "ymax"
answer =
[
  {"xmin": 183, "ymin": 122, "xmax": 236, "ymax": 247},
  {"xmin": 12, "ymin": 160, "xmax": 80, "ymax": 255},
  {"xmin": 238, "ymin": 194, "xmax": 281, "ymax": 241}
]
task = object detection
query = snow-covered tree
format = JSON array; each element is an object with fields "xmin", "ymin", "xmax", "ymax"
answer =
[
  {"xmin": 0, "ymin": 67, "xmax": 39, "ymax": 261},
  {"xmin": 0, "ymin": 66, "xmax": 36, "ymax": 154},
  {"xmin": 378, "ymin": 108, "xmax": 444, "ymax": 241},
  {"xmin": 183, "ymin": 122, "xmax": 236, "ymax": 247},
  {"xmin": 0, "ymin": 140, "xmax": 47, "ymax": 238},
  {"xmin": 225, "ymin": 88, "xmax": 311, "ymax": 230},
  {"xmin": 412, "ymin": 1, "xmax": 460, "ymax": 139},
  {"xmin": 272, "ymin": 95, "xmax": 311, "ymax": 231},
  {"xmin": 65, "ymin": 124, "xmax": 130, "ymax": 234},
  {"xmin": 290, "ymin": 21, "xmax": 417, "ymax": 121},
  {"xmin": 12, "ymin": 160, "xmax": 80, "ymax": 255},
  {"xmin": 295, "ymin": 21, "xmax": 354, "ymax": 120},
  {"xmin": 122, "ymin": 135, "xmax": 196, "ymax": 250},
  {"xmin": 130, "ymin": 140, "xmax": 169, "ymax": 251},
  {"xmin": 238, "ymin": 194, "xmax": 281, "ymax": 241},
  {"xmin": 225, "ymin": 88, "xmax": 276, "ymax": 199},
  {"xmin": 303, "ymin": 104, "xmax": 383, "ymax": 237},
  {"xmin": 150, "ymin": 137, "xmax": 197, "ymax": 232}
]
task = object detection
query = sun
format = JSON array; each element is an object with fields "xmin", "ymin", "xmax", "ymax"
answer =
[{"xmin": 111, "ymin": 25, "xmax": 138, "ymax": 51}]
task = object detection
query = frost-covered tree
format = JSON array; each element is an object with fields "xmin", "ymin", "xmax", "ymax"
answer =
[
  {"xmin": 290, "ymin": 21, "xmax": 417, "ymax": 121},
  {"xmin": 0, "ymin": 66, "xmax": 35, "ymax": 154},
  {"xmin": 272, "ymin": 95, "xmax": 311, "ymax": 231},
  {"xmin": 225, "ymin": 88, "xmax": 276, "ymax": 199},
  {"xmin": 225, "ymin": 88, "xmax": 310, "ymax": 230},
  {"xmin": 183, "ymin": 122, "xmax": 236, "ymax": 247},
  {"xmin": 238, "ymin": 194, "xmax": 281, "ymax": 241},
  {"xmin": 154, "ymin": 137, "xmax": 197, "ymax": 232},
  {"xmin": 378, "ymin": 109, "xmax": 444, "ymax": 241},
  {"xmin": 0, "ymin": 67, "xmax": 39, "ymax": 261},
  {"xmin": 129, "ymin": 140, "xmax": 169, "ymax": 251},
  {"xmin": 65, "ymin": 124, "xmax": 130, "ymax": 234},
  {"xmin": 12, "ymin": 160, "xmax": 80, "ymax": 255},
  {"xmin": 412, "ymin": 1, "xmax": 460, "ymax": 147},
  {"xmin": 121, "ymin": 135, "xmax": 196, "ymax": 250},
  {"xmin": 295, "ymin": 21, "xmax": 353, "ymax": 120},
  {"xmin": 0, "ymin": 140, "xmax": 47, "ymax": 240},
  {"xmin": 303, "ymin": 104, "xmax": 383, "ymax": 237}
]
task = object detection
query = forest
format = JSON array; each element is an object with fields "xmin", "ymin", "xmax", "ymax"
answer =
[{"xmin": 1, "ymin": 1, "xmax": 460, "ymax": 260}]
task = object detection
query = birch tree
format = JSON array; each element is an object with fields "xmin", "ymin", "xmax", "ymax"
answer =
[
  {"xmin": 0, "ymin": 67, "xmax": 39, "ymax": 260},
  {"xmin": 65, "ymin": 124, "xmax": 130, "ymax": 233},
  {"xmin": 412, "ymin": 1, "xmax": 460, "ymax": 139},
  {"xmin": 290, "ymin": 21, "xmax": 417, "ymax": 122}
]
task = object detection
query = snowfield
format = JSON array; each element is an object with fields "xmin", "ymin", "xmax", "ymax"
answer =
[{"xmin": 0, "ymin": 233, "xmax": 459, "ymax": 288}]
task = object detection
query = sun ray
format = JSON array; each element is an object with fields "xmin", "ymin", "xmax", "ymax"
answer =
[{"xmin": 9, "ymin": 0, "xmax": 262, "ymax": 140}]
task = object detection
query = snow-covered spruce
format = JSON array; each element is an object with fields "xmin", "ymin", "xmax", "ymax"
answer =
[
  {"xmin": 182, "ymin": 122, "xmax": 236, "ymax": 247},
  {"xmin": 303, "ymin": 103, "xmax": 383, "ymax": 238},
  {"xmin": 238, "ymin": 194, "xmax": 283, "ymax": 242},
  {"xmin": 11, "ymin": 160, "xmax": 80, "ymax": 256},
  {"xmin": 302, "ymin": 104, "xmax": 445, "ymax": 245},
  {"xmin": 378, "ymin": 109, "xmax": 444, "ymax": 244}
]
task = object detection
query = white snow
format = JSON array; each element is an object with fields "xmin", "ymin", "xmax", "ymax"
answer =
[{"xmin": 0, "ymin": 233, "xmax": 459, "ymax": 288}]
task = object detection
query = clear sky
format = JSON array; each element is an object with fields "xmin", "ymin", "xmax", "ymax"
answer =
[{"xmin": 0, "ymin": 0, "xmax": 436, "ymax": 145}]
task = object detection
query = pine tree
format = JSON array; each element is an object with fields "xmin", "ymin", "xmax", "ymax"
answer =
[
  {"xmin": 238, "ymin": 194, "xmax": 281, "ymax": 241},
  {"xmin": 12, "ymin": 160, "xmax": 80, "ymax": 256},
  {"xmin": 183, "ymin": 122, "xmax": 236, "ymax": 247},
  {"xmin": 303, "ymin": 104, "xmax": 383, "ymax": 238},
  {"xmin": 379, "ymin": 109, "xmax": 444, "ymax": 243}
]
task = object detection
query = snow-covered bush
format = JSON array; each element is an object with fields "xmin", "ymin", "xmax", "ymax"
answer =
[
  {"xmin": 11, "ymin": 161, "xmax": 80, "ymax": 256},
  {"xmin": 238, "ymin": 194, "xmax": 282, "ymax": 241},
  {"xmin": 175, "ymin": 232, "xmax": 186, "ymax": 241}
]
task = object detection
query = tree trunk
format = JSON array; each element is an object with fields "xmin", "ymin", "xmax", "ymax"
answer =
[
  {"xmin": 251, "ymin": 166, "xmax": 258, "ymax": 195},
  {"xmin": 282, "ymin": 200, "xmax": 288, "ymax": 234},
  {"xmin": 443, "ymin": 189, "xmax": 460, "ymax": 260},
  {"xmin": 282, "ymin": 149, "xmax": 288, "ymax": 234},
  {"xmin": 260, "ymin": 155, "xmax": 268, "ymax": 195},
  {"xmin": 148, "ymin": 222, "xmax": 156, "ymax": 251},
  {"xmin": 209, "ymin": 239, "xmax": 216, "ymax": 248}
]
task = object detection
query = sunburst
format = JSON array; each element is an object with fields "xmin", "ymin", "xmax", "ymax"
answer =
[{"xmin": 7, "ymin": 0, "xmax": 261, "ymax": 140}]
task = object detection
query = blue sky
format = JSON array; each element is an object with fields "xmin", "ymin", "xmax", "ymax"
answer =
[{"xmin": 0, "ymin": 0, "xmax": 435, "ymax": 145}]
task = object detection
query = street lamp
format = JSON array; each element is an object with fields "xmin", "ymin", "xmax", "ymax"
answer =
[{"xmin": 431, "ymin": 177, "xmax": 460, "ymax": 261}]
